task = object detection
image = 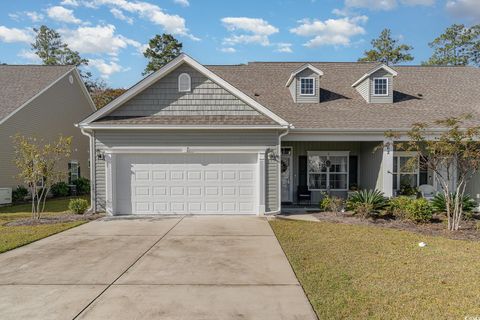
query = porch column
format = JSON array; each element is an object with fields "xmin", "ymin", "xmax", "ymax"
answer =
[
  {"xmin": 382, "ymin": 139, "xmax": 394, "ymax": 197},
  {"xmin": 258, "ymin": 151, "xmax": 266, "ymax": 216}
]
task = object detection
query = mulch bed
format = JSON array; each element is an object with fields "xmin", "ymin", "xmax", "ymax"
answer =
[
  {"xmin": 306, "ymin": 211, "xmax": 480, "ymax": 241},
  {"xmin": 5, "ymin": 213, "xmax": 103, "ymax": 227}
]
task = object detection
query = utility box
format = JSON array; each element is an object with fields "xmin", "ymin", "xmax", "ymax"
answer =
[{"xmin": 0, "ymin": 188, "xmax": 12, "ymax": 205}]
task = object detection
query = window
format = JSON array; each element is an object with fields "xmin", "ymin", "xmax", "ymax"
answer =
[
  {"xmin": 392, "ymin": 152, "xmax": 419, "ymax": 192},
  {"xmin": 300, "ymin": 77, "xmax": 315, "ymax": 95},
  {"xmin": 307, "ymin": 152, "xmax": 349, "ymax": 191},
  {"xmin": 178, "ymin": 73, "xmax": 191, "ymax": 92},
  {"xmin": 68, "ymin": 160, "xmax": 80, "ymax": 184},
  {"xmin": 373, "ymin": 77, "xmax": 388, "ymax": 96}
]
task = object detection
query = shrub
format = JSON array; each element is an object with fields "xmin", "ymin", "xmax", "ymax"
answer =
[
  {"xmin": 348, "ymin": 189, "xmax": 387, "ymax": 210},
  {"xmin": 68, "ymin": 198, "xmax": 89, "ymax": 214},
  {"xmin": 431, "ymin": 193, "xmax": 477, "ymax": 214},
  {"xmin": 405, "ymin": 198, "xmax": 433, "ymax": 223},
  {"xmin": 73, "ymin": 177, "xmax": 90, "ymax": 195},
  {"xmin": 320, "ymin": 195, "xmax": 344, "ymax": 214},
  {"xmin": 12, "ymin": 185, "xmax": 28, "ymax": 203},
  {"xmin": 51, "ymin": 181, "xmax": 70, "ymax": 197},
  {"xmin": 388, "ymin": 196, "xmax": 414, "ymax": 219},
  {"xmin": 353, "ymin": 203, "xmax": 374, "ymax": 219}
]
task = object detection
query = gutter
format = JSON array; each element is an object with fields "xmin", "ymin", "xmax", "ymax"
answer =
[
  {"xmin": 265, "ymin": 125, "xmax": 291, "ymax": 216},
  {"xmin": 80, "ymin": 128, "xmax": 96, "ymax": 213},
  {"xmin": 78, "ymin": 124, "xmax": 289, "ymax": 130}
]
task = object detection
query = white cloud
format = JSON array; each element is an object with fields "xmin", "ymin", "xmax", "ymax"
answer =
[
  {"xmin": 220, "ymin": 47, "xmax": 236, "ymax": 53},
  {"xmin": 0, "ymin": 26, "xmax": 33, "ymax": 43},
  {"xmin": 9, "ymin": 11, "xmax": 44, "ymax": 22},
  {"xmin": 173, "ymin": 0, "xmax": 190, "ymax": 7},
  {"xmin": 446, "ymin": 0, "xmax": 480, "ymax": 22},
  {"xmin": 221, "ymin": 17, "xmax": 278, "ymax": 46},
  {"xmin": 83, "ymin": 0, "xmax": 198, "ymax": 40},
  {"xmin": 89, "ymin": 58, "xmax": 128, "ymax": 78},
  {"xmin": 26, "ymin": 11, "xmax": 44, "ymax": 22},
  {"xmin": 344, "ymin": 0, "xmax": 434, "ymax": 10},
  {"xmin": 290, "ymin": 16, "xmax": 368, "ymax": 47},
  {"xmin": 61, "ymin": 0, "xmax": 80, "ymax": 6},
  {"xmin": 110, "ymin": 8, "xmax": 134, "ymax": 24},
  {"xmin": 47, "ymin": 6, "xmax": 82, "ymax": 24},
  {"xmin": 18, "ymin": 49, "xmax": 42, "ymax": 63},
  {"xmin": 276, "ymin": 42, "xmax": 293, "ymax": 53},
  {"xmin": 60, "ymin": 24, "xmax": 141, "ymax": 56}
]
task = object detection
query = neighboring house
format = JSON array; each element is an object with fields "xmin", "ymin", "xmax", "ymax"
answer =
[
  {"xmin": 78, "ymin": 54, "xmax": 480, "ymax": 216},
  {"xmin": 0, "ymin": 65, "xmax": 96, "ymax": 190}
]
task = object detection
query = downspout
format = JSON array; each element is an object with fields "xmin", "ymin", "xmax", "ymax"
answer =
[
  {"xmin": 265, "ymin": 125, "xmax": 290, "ymax": 215},
  {"xmin": 80, "ymin": 128, "xmax": 96, "ymax": 213}
]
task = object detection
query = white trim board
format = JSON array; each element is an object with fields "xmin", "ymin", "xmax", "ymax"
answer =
[{"xmin": 79, "ymin": 53, "xmax": 289, "ymax": 127}]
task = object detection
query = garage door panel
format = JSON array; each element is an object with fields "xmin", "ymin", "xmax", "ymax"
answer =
[{"xmin": 116, "ymin": 153, "xmax": 258, "ymax": 215}]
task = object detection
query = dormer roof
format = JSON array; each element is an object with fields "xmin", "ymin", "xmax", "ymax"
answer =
[
  {"xmin": 351, "ymin": 64, "xmax": 398, "ymax": 87},
  {"xmin": 285, "ymin": 63, "xmax": 324, "ymax": 87}
]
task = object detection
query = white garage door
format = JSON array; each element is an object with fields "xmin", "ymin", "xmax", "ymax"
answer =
[{"xmin": 115, "ymin": 153, "xmax": 258, "ymax": 215}]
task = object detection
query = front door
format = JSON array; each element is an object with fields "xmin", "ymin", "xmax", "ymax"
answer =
[{"xmin": 281, "ymin": 147, "xmax": 293, "ymax": 203}]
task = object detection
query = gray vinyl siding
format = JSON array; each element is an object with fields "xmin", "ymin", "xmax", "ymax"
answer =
[
  {"xmin": 359, "ymin": 142, "xmax": 383, "ymax": 191},
  {"xmin": 93, "ymin": 129, "xmax": 280, "ymax": 212},
  {"xmin": 355, "ymin": 77, "xmax": 370, "ymax": 102},
  {"xmin": 281, "ymin": 141, "xmax": 383, "ymax": 203},
  {"xmin": 465, "ymin": 173, "xmax": 480, "ymax": 204},
  {"xmin": 369, "ymin": 69, "xmax": 393, "ymax": 104},
  {"xmin": 0, "ymin": 71, "xmax": 93, "ymax": 188},
  {"xmin": 110, "ymin": 64, "xmax": 260, "ymax": 117},
  {"xmin": 294, "ymin": 69, "xmax": 320, "ymax": 103}
]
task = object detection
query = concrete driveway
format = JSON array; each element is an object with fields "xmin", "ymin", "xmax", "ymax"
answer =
[{"xmin": 0, "ymin": 216, "xmax": 317, "ymax": 320}]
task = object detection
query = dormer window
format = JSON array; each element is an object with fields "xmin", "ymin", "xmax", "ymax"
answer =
[
  {"xmin": 178, "ymin": 73, "xmax": 191, "ymax": 92},
  {"xmin": 373, "ymin": 77, "xmax": 388, "ymax": 96},
  {"xmin": 300, "ymin": 77, "xmax": 315, "ymax": 95}
]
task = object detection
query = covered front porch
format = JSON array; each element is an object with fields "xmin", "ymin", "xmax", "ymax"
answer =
[{"xmin": 279, "ymin": 136, "xmax": 437, "ymax": 206}]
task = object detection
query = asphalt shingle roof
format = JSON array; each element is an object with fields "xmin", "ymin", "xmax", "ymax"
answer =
[
  {"xmin": 0, "ymin": 65, "xmax": 74, "ymax": 122},
  {"xmin": 207, "ymin": 62, "xmax": 480, "ymax": 129},
  {"xmin": 95, "ymin": 115, "xmax": 278, "ymax": 126}
]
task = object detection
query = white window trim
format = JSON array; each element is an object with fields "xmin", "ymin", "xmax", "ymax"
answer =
[
  {"xmin": 307, "ymin": 151, "xmax": 350, "ymax": 191},
  {"xmin": 392, "ymin": 151, "xmax": 419, "ymax": 191},
  {"xmin": 372, "ymin": 77, "xmax": 389, "ymax": 96},
  {"xmin": 299, "ymin": 77, "xmax": 315, "ymax": 96},
  {"xmin": 178, "ymin": 73, "xmax": 191, "ymax": 92}
]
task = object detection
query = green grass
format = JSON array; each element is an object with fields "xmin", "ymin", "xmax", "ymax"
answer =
[
  {"xmin": 270, "ymin": 219, "xmax": 480, "ymax": 320},
  {"xmin": 0, "ymin": 197, "xmax": 89, "ymax": 254}
]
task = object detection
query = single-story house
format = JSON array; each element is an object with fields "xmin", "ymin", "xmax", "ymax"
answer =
[
  {"xmin": 0, "ymin": 65, "xmax": 96, "ymax": 190},
  {"xmin": 78, "ymin": 54, "xmax": 480, "ymax": 215}
]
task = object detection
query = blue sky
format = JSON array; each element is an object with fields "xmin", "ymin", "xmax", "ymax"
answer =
[{"xmin": 1, "ymin": 0, "xmax": 478, "ymax": 88}]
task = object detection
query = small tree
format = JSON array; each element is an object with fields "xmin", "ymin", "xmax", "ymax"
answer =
[
  {"xmin": 384, "ymin": 115, "xmax": 480, "ymax": 231},
  {"xmin": 12, "ymin": 135, "xmax": 72, "ymax": 219},
  {"xmin": 143, "ymin": 33, "xmax": 182, "ymax": 75},
  {"xmin": 358, "ymin": 28, "xmax": 414, "ymax": 65}
]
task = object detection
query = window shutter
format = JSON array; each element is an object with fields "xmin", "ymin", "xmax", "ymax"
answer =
[
  {"xmin": 298, "ymin": 156, "xmax": 307, "ymax": 187},
  {"xmin": 68, "ymin": 162, "xmax": 72, "ymax": 184}
]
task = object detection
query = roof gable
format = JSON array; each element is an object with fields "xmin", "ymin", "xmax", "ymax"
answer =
[
  {"xmin": 80, "ymin": 54, "xmax": 289, "ymax": 127},
  {"xmin": 285, "ymin": 64, "xmax": 324, "ymax": 87},
  {"xmin": 352, "ymin": 64, "xmax": 398, "ymax": 87},
  {"xmin": 0, "ymin": 65, "xmax": 75, "ymax": 123}
]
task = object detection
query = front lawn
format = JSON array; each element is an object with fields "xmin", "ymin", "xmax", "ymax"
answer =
[
  {"xmin": 0, "ymin": 197, "xmax": 90, "ymax": 254},
  {"xmin": 270, "ymin": 219, "xmax": 480, "ymax": 320}
]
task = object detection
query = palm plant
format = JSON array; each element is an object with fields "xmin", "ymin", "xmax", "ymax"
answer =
[
  {"xmin": 431, "ymin": 193, "xmax": 477, "ymax": 213},
  {"xmin": 347, "ymin": 189, "xmax": 388, "ymax": 217}
]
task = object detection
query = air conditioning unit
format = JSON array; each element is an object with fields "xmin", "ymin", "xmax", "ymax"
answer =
[{"xmin": 0, "ymin": 188, "xmax": 12, "ymax": 205}]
